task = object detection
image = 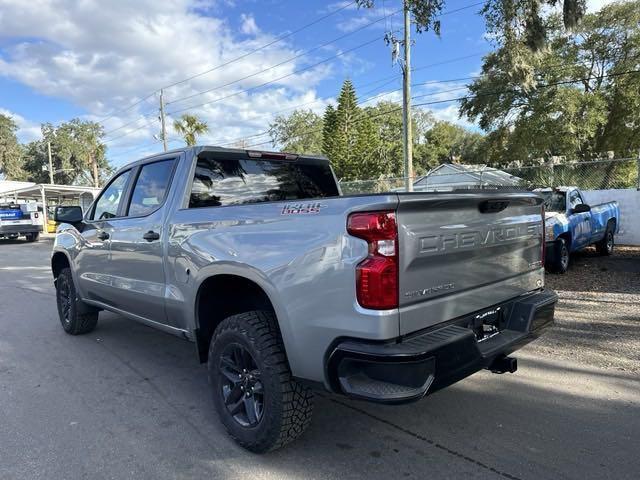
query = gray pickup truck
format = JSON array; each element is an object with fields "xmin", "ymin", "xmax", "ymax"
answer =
[{"xmin": 52, "ymin": 146, "xmax": 557, "ymax": 452}]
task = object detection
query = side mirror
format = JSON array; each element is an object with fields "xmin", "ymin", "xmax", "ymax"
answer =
[
  {"xmin": 572, "ymin": 203, "xmax": 591, "ymax": 214},
  {"xmin": 54, "ymin": 206, "xmax": 84, "ymax": 224}
]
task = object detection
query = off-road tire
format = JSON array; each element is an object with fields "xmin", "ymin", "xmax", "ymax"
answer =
[
  {"xmin": 596, "ymin": 224, "xmax": 614, "ymax": 256},
  {"xmin": 208, "ymin": 310, "xmax": 313, "ymax": 453},
  {"xmin": 56, "ymin": 267, "xmax": 98, "ymax": 335},
  {"xmin": 548, "ymin": 238, "xmax": 570, "ymax": 274},
  {"xmin": 25, "ymin": 232, "xmax": 39, "ymax": 242}
]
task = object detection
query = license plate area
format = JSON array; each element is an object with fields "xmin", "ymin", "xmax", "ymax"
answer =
[{"xmin": 464, "ymin": 305, "xmax": 508, "ymax": 342}]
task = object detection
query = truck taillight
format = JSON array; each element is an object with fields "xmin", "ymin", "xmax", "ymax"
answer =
[
  {"xmin": 541, "ymin": 205, "xmax": 546, "ymax": 267},
  {"xmin": 347, "ymin": 211, "xmax": 398, "ymax": 310}
]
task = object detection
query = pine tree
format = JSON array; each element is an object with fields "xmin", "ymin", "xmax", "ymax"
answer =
[
  {"xmin": 321, "ymin": 105, "xmax": 338, "ymax": 162},
  {"xmin": 321, "ymin": 79, "xmax": 388, "ymax": 180},
  {"xmin": 334, "ymin": 80, "xmax": 358, "ymax": 179}
]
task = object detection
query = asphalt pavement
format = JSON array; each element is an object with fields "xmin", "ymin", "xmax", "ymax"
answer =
[{"xmin": 1, "ymin": 238, "xmax": 638, "ymax": 480}]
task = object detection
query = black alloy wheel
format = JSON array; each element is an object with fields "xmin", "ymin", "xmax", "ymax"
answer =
[
  {"xmin": 57, "ymin": 273, "xmax": 73, "ymax": 326},
  {"xmin": 219, "ymin": 343, "xmax": 264, "ymax": 427}
]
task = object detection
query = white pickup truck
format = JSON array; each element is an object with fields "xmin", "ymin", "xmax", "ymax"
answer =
[{"xmin": 0, "ymin": 203, "xmax": 41, "ymax": 242}]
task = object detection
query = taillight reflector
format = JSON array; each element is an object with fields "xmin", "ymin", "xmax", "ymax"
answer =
[{"xmin": 347, "ymin": 211, "xmax": 398, "ymax": 310}]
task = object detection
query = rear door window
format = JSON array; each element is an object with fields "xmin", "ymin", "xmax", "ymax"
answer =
[
  {"xmin": 127, "ymin": 159, "xmax": 175, "ymax": 216},
  {"xmin": 189, "ymin": 156, "xmax": 339, "ymax": 208}
]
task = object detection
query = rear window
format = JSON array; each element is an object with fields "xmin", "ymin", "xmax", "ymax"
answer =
[
  {"xmin": 0, "ymin": 205, "xmax": 23, "ymax": 220},
  {"xmin": 188, "ymin": 155, "xmax": 339, "ymax": 208},
  {"xmin": 540, "ymin": 191, "xmax": 566, "ymax": 212}
]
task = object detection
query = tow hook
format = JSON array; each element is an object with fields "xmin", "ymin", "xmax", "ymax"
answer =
[{"xmin": 489, "ymin": 355, "xmax": 518, "ymax": 374}]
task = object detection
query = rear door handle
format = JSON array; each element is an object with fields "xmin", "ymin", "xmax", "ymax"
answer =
[
  {"xmin": 97, "ymin": 231, "xmax": 110, "ymax": 240},
  {"xmin": 143, "ymin": 230, "xmax": 160, "ymax": 242}
]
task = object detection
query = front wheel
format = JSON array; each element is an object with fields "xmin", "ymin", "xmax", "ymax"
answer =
[
  {"xmin": 56, "ymin": 268, "xmax": 98, "ymax": 334},
  {"xmin": 208, "ymin": 310, "xmax": 313, "ymax": 453}
]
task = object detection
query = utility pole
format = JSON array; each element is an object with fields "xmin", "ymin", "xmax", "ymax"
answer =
[
  {"xmin": 47, "ymin": 141, "xmax": 54, "ymax": 184},
  {"xmin": 159, "ymin": 88, "xmax": 168, "ymax": 152},
  {"xmin": 637, "ymin": 149, "xmax": 640, "ymax": 191},
  {"xmin": 402, "ymin": 0, "xmax": 414, "ymax": 192},
  {"xmin": 91, "ymin": 151, "xmax": 99, "ymax": 188}
]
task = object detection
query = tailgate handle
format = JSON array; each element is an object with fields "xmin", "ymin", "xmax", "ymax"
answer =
[{"xmin": 479, "ymin": 200, "xmax": 510, "ymax": 213}]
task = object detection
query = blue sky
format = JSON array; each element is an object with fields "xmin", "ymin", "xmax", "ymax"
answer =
[{"xmin": 0, "ymin": 0, "xmax": 610, "ymax": 167}]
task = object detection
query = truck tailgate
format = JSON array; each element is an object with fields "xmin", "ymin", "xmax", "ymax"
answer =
[{"xmin": 396, "ymin": 192, "xmax": 545, "ymax": 335}]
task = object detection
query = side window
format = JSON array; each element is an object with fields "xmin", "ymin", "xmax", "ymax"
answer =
[
  {"xmin": 91, "ymin": 170, "xmax": 131, "ymax": 220},
  {"xmin": 127, "ymin": 159, "xmax": 175, "ymax": 216}
]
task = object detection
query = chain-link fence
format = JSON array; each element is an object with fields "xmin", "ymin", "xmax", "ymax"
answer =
[{"xmin": 339, "ymin": 158, "xmax": 640, "ymax": 194}]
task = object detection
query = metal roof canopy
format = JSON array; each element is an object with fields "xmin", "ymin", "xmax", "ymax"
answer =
[
  {"xmin": 0, "ymin": 183, "xmax": 100, "ymax": 198},
  {"xmin": 414, "ymin": 164, "xmax": 523, "ymax": 191}
]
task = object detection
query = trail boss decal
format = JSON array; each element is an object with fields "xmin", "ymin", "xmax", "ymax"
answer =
[{"xmin": 281, "ymin": 202, "xmax": 326, "ymax": 215}]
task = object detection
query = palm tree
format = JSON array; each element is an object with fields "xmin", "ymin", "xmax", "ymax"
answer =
[{"xmin": 173, "ymin": 114, "xmax": 209, "ymax": 146}]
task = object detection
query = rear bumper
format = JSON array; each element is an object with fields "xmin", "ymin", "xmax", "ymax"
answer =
[
  {"xmin": 0, "ymin": 225, "xmax": 40, "ymax": 235},
  {"xmin": 326, "ymin": 288, "xmax": 557, "ymax": 404}
]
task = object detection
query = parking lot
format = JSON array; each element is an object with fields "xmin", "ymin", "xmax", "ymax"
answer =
[{"xmin": 1, "ymin": 238, "xmax": 638, "ymax": 480}]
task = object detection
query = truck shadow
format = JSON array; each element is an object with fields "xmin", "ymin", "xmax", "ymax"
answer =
[{"xmin": 86, "ymin": 311, "xmax": 639, "ymax": 480}]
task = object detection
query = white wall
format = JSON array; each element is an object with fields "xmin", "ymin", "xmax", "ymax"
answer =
[{"xmin": 582, "ymin": 189, "xmax": 640, "ymax": 246}]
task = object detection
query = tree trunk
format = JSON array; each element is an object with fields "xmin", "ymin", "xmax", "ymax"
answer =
[{"xmin": 91, "ymin": 153, "xmax": 99, "ymax": 188}]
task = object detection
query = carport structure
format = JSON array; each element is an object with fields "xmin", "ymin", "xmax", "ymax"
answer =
[{"xmin": 0, "ymin": 182, "xmax": 99, "ymax": 233}]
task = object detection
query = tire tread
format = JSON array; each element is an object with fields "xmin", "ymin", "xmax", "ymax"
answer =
[
  {"xmin": 56, "ymin": 268, "xmax": 98, "ymax": 335},
  {"xmin": 209, "ymin": 310, "xmax": 313, "ymax": 452}
]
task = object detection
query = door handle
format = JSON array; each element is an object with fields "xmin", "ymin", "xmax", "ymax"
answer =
[
  {"xmin": 143, "ymin": 230, "xmax": 160, "ymax": 242},
  {"xmin": 97, "ymin": 231, "xmax": 110, "ymax": 240}
]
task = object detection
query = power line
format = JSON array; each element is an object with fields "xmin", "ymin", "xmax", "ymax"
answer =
[
  {"xmin": 96, "ymin": 92, "xmax": 158, "ymax": 125},
  {"xmin": 102, "ymin": 60, "xmax": 574, "ymax": 147},
  {"xmin": 165, "ymin": 1, "xmax": 485, "ymax": 111},
  {"xmin": 437, "ymin": 1, "xmax": 484, "ymax": 17},
  {"xmin": 219, "ymin": 77, "xmax": 475, "ymax": 147},
  {"xmin": 104, "ymin": 118, "xmax": 158, "ymax": 144},
  {"xmin": 412, "ymin": 52, "xmax": 487, "ymax": 72},
  {"xmin": 96, "ymin": 1, "xmax": 357, "ymax": 125},
  {"xmin": 104, "ymin": 65, "xmax": 399, "ymax": 145},
  {"xmin": 104, "ymin": 31, "xmax": 396, "ymax": 139},
  {"xmin": 104, "ymin": 36, "xmax": 382, "ymax": 143},
  {"xmin": 165, "ymin": 8, "xmax": 403, "ymax": 108},
  {"xmin": 213, "ymin": 62, "xmax": 489, "ymax": 147},
  {"xmin": 247, "ymin": 69, "xmax": 640, "ymax": 149},
  {"xmin": 175, "ymin": 75, "xmax": 484, "ymax": 148},
  {"xmin": 209, "ymin": 76, "xmax": 403, "ymax": 148},
  {"xmin": 102, "ymin": 3, "xmax": 487, "ymax": 142},
  {"xmin": 161, "ymin": 1, "xmax": 358, "ymax": 91},
  {"xmin": 166, "ymin": 36, "xmax": 382, "ymax": 116}
]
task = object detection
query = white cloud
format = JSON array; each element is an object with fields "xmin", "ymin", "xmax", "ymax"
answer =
[
  {"xmin": 0, "ymin": 108, "xmax": 42, "ymax": 143},
  {"xmin": 0, "ymin": 0, "xmax": 337, "ymax": 165},
  {"xmin": 240, "ymin": 13, "xmax": 260, "ymax": 36},
  {"xmin": 428, "ymin": 104, "xmax": 478, "ymax": 130},
  {"xmin": 334, "ymin": 3, "xmax": 397, "ymax": 33}
]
